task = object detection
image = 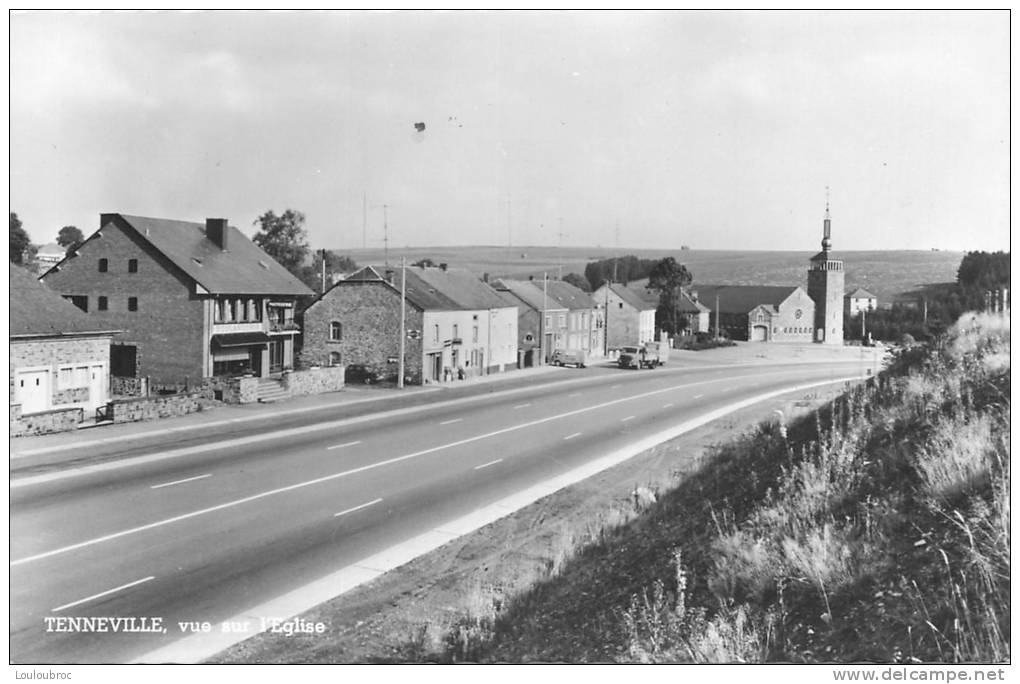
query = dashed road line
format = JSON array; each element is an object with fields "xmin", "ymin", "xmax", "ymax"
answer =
[
  {"xmin": 564, "ymin": 432, "xmax": 582, "ymax": 440},
  {"xmin": 440, "ymin": 418, "xmax": 462, "ymax": 426},
  {"xmin": 327, "ymin": 441, "xmax": 362, "ymax": 451},
  {"xmin": 473, "ymin": 459, "xmax": 503, "ymax": 471},
  {"xmin": 52, "ymin": 576, "xmax": 155, "ymax": 613},
  {"xmin": 150, "ymin": 474, "xmax": 211, "ymax": 490},
  {"xmin": 621, "ymin": 416, "xmax": 635, "ymax": 422},
  {"xmin": 512, "ymin": 403, "xmax": 531, "ymax": 409},
  {"xmin": 663, "ymin": 403, "xmax": 674, "ymax": 408}
]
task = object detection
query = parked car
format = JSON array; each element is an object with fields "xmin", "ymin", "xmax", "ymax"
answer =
[
  {"xmin": 551, "ymin": 349, "xmax": 587, "ymax": 368},
  {"xmin": 344, "ymin": 364, "xmax": 388, "ymax": 385}
]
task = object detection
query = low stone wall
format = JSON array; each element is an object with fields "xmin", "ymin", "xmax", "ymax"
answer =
[
  {"xmin": 202, "ymin": 376, "xmax": 259, "ymax": 404},
  {"xmin": 281, "ymin": 366, "xmax": 345, "ymax": 397},
  {"xmin": 109, "ymin": 392, "xmax": 209, "ymax": 424},
  {"xmin": 10, "ymin": 405, "xmax": 84, "ymax": 437},
  {"xmin": 112, "ymin": 376, "xmax": 145, "ymax": 397}
]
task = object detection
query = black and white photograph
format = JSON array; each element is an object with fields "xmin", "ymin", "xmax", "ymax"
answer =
[{"xmin": 8, "ymin": 9, "xmax": 1010, "ymax": 677}]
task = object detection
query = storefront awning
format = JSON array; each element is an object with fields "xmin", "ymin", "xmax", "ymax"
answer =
[{"xmin": 211, "ymin": 332, "xmax": 270, "ymax": 348}]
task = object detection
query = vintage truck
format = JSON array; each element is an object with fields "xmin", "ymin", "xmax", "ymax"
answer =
[{"xmin": 617, "ymin": 342, "xmax": 669, "ymax": 369}]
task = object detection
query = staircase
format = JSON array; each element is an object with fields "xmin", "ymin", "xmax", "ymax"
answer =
[{"xmin": 256, "ymin": 378, "xmax": 290, "ymax": 404}]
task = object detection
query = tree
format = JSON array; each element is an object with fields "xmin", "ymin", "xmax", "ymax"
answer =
[
  {"xmin": 563, "ymin": 272, "xmax": 591, "ymax": 292},
  {"xmin": 646, "ymin": 257, "xmax": 694, "ymax": 336},
  {"xmin": 301, "ymin": 249, "xmax": 359, "ymax": 294},
  {"xmin": 251, "ymin": 209, "xmax": 310, "ymax": 277},
  {"xmin": 10, "ymin": 212, "xmax": 31, "ymax": 264},
  {"xmin": 57, "ymin": 225, "xmax": 85, "ymax": 253},
  {"xmin": 412, "ymin": 257, "xmax": 437, "ymax": 268}
]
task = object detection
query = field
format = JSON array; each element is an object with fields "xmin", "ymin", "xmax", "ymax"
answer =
[{"xmin": 336, "ymin": 245, "xmax": 965, "ymax": 305}]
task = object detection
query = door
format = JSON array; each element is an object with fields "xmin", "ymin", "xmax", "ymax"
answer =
[
  {"xmin": 268, "ymin": 340, "xmax": 284, "ymax": 374},
  {"xmin": 88, "ymin": 364, "xmax": 107, "ymax": 411},
  {"xmin": 15, "ymin": 369, "xmax": 49, "ymax": 414},
  {"xmin": 751, "ymin": 325, "xmax": 768, "ymax": 342}
]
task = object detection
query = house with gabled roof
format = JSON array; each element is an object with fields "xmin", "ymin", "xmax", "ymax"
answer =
[
  {"xmin": 544, "ymin": 280, "xmax": 602, "ymax": 356},
  {"xmin": 844, "ymin": 287, "xmax": 878, "ymax": 316},
  {"xmin": 591, "ymin": 282, "xmax": 657, "ymax": 349},
  {"xmin": 40, "ymin": 213, "xmax": 312, "ymax": 387},
  {"xmin": 491, "ymin": 278, "xmax": 568, "ymax": 364},
  {"xmin": 10, "ymin": 265, "xmax": 120, "ymax": 434},
  {"xmin": 301, "ymin": 264, "xmax": 518, "ymax": 384},
  {"xmin": 689, "ymin": 285, "xmax": 815, "ymax": 342}
]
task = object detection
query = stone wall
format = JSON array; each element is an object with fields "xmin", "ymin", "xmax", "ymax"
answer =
[
  {"xmin": 109, "ymin": 392, "xmax": 209, "ymax": 424},
  {"xmin": 202, "ymin": 375, "xmax": 259, "ymax": 404},
  {"xmin": 10, "ymin": 405, "xmax": 84, "ymax": 437},
  {"xmin": 281, "ymin": 367, "xmax": 345, "ymax": 396},
  {"xmin": 302, "ymin": 279, "xmax": 424, "ymax": 383}
]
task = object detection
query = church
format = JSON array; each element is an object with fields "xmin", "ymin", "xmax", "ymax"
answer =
[{"xmin": 694, "ymin": 199, "xmax": 844, "ymax": 344}]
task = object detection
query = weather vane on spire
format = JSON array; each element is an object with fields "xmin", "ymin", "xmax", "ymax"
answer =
[{"xmin": 822, "ymin": 186, "xmax": 832, "ymax": 250}]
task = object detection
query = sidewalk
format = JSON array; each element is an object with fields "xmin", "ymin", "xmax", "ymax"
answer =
[{"xmin": 9, "ymin": 364, "xmax": 565, "ymax": 461}]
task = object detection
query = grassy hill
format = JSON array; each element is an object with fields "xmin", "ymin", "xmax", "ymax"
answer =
[
  {"xmin": 388, "ymin": 313, "xmax": 1006, "ymax": 663},
  {"xmin": 337, "ymin": 246, "xmax": 964, "ymax": 305}
]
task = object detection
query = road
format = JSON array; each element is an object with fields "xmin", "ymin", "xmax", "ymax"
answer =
[{"xmin": 9, "ymin": 358, "xmax": 874, "ymax": 663}]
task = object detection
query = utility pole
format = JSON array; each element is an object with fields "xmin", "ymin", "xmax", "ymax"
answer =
[
  {"xmin": 604, "ymin": 278, "xmax": 610, "ymax": 356},
  {"xmin": 382, "ymin": 204, "xmax": 390, "ymax": 267},
  {"xmin": 398, "ymin": 256, "xmax": 406, "ymax": 389},
  {"xmin": 541, "ymin": 272, "xmax": 548, "ymax": 364},
  {"xmin": 715, "ymin": 294, "xmax": 720, "ymax": 339},
  {"xmin": 320, "ymin": 248, "xmax": 327, "ymax": 294},
  {"xmin": 362, "ymin": 192, "xmax": 367, "ymax": 249},
  {"xmin": 506, "ymin": 196, "xmax": 512, "ymax": 249},
  {"xmin": 861, "ymin": 307, "xmax": 866, "ymax": 340}
]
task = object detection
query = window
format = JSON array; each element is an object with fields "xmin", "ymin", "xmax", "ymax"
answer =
[
  {"xmin": 558, "ymin": 314, "xmax": 566, "ymax": 327},
  {"xmin": 472, "ymin": 326, "xmax": 479, "ymax": 343},
  {"xmin": 128, "ymin": 297, "xmax": 138, "ymax": 312},
  {"xmin": 98, "ymin": 258, "xmax": 108, "ymax": 272},
  {"xmin": 98, "ymin": 296, "xmax": 108, "ymax": 311},
  {"xmin": 330, "ymin": 321, "xmax": 342, "ymax": 341},
  {"xmin": 619, "ymin": 302, "xmax": 624, "ymax": 309},
  {"xmin": 58, "ymin": 367, "xmax": 73, "ymax": 388},
  {"xmin": 545, "ymin": 315, "xmax": 552, "ymax": 327},
  {"xmin": 329, "ymin": 351, "xmax": 341, "ymax": 366},
  {"xmin": 74, "ymin": 366, "xmax": 88, "ymax": 386},
  {"xmin": 128, "ymin": 258, "xmax": 138, "ymax": 273},
  {"xmin": 64, "ymin": 295, "xmax": 88, "ymax": 312},
  {"xmin": 453, "ymin": 324, "xmax": 459, "ymax": 339},
  {"xmin": 433, "ymin": 325, "xmax": 440, "ymax": 343}
]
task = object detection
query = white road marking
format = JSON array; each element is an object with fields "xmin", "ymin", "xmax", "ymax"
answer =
[
  {"xmin": 150, "ymin": 474, "xmax": 211, "ymax": 490},
  {"xmin": 474, "ymin": 459, "xmax": 503, "ymax": 470},
  {"xmin": 513, "ymin": 403, "xmax": 531, "ymax": 409},
  {"xmin": 52, "ymin": 576, "xmax": 155, "ymax": 613},
  {"xmin": 135, "ymin": 374, "xmax": 863, "ymax": 664},
  {"xmin": 694, "ymin": 394, "xmax": 704, "ymax": 399},
  {"xmin": 327, "ymin": 440, "xmax": 362, "ymax": 451},
  {"xmin": 564, "ymin": 432, "xmax": 582, "ymax": 440},
  {"xmin": 568, "ymin": 392, "xmax": 582, "ymax": 397},
  {"xmin": 11, "ymin": 374, "xmax": 856, "ymax": 567},
  {"xmin": 621, "ymin": 416, "xmax": 635, "ymax": 422},
  {"xmin": 440, "ymin": 418, "xmax": 462, "ymax": 425},
  {"xmin": 333, "ymin": 498, "xmax": 383, "ymax": 518},
  {"xmin": 611, "ymin": 384, "xmax": 621, "ymax": 388},
  {"xmin": 663, "ymin": 403, "xmax": 674, "ymax": 408}
]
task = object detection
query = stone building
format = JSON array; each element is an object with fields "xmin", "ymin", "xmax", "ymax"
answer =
[
  {"xmin": 302, "ymin": 265, "xmax": 518, "ymax": 384},
  {"xmin": 40, "ymin": 213, "xmax": 312, "ymax": 386},
  {"xmin": 591, "ymin": 283, "xmax": 656, "ymax": 349},
  {"xmin": 806, "ymin": 200, "xmax": 845, "ymax": 344},
  {"xmin": 691, "ymin": 285, "xmax": 816, "ymax": 342},
  {"xmin": 10, "ymin": 264, "xmax": 119, "ymax": 434}
]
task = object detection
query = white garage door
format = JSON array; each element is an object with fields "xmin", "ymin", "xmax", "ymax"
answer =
[{"xmin": 15, "ymin": 369, "xmax": 50, "ymax": 415}]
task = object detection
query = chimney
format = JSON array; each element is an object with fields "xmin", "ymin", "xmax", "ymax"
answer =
[
  {"xmin": 206, "ymin": 218, "xmax": 228, "ymax": 250},
  {"xmin": 690, "ymin": 290, "xmax": 698, "ymax": 302},
  {"xmin": 528, "ymin": 275, "xmax": 534, "ymax": 281},
  {"xmin": 483, "ymin": 272, "xmax": 489, "ymax": 283},
  {"xmin": 385, "ymin": 269, "xmax": 395, "ymax": 283}
]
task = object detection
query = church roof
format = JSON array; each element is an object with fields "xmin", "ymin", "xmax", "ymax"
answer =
[{"xmin": 689, "ymin": 285, "xmax": 804, "ymax": 314}]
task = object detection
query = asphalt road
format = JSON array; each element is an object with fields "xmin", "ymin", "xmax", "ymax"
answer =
[{"xmin": 9, "ymin": 359, "xmax": 874, "ymax": 663}]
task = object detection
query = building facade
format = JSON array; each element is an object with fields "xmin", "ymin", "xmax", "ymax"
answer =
[
  {"xmin": 845, "ymin": 287, "xmax": 878, "ymax": 316},
  {"xmin": 10, "ymin": 265, "xmax": 118, "ymax": 423},
  {"xmin": 592, "ymin": 283, "xmax": 656, "ymax": 349},
  {"xmin": 302, "ymin": 266, "xmax": 518, "ymax": 384},
  {"xmin": 40, "ymin": 214, "xmax": 312, "ymax": 386},
  {"xmin": 493, "ymin": 278, "xmax": 569, "ymax": 363},
  {"xmin": 692, "ymin": 286, "xmax": 816, "ymax": 342}
]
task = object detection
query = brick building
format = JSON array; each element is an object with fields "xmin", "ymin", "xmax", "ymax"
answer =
[
  {"xmin": 302, "ymin": 265, "xmax": 518, "ymax": 384},
  {"xmin": 689, "ymin": 285, "xmax": 816, "ymax": 342},
  {"xmin": 10, "ymin": 264, "xmax": 118, "ymax": 430},
  {"xmin": 492, "ymin": 278, "xmax": 568, "ymax": 364},
  {"xmin": 40, "ymin": 214, "xmax": 312, "ymax": 386}
]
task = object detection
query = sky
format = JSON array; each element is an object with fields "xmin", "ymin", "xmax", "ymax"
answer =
[{"xmin": 9, "ymin": 10, "xmax": 1011, "ymax": 253}]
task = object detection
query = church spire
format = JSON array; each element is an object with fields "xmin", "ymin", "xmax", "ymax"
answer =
[{"xmin": 821, "ymin": 186, "xmax": 832, "ymax": 252}]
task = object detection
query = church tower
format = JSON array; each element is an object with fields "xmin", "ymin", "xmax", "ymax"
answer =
[{"xmin": 806, "ymin": 190, "xmax": 844, "ymax": 344}]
